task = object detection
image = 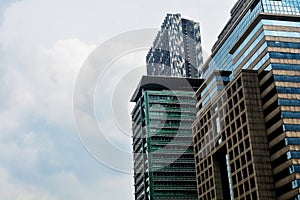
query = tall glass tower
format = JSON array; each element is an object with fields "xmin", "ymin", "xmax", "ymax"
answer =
[
  {"xmin": 131, "ymin": 76, "xmax": 203, "ymax": 200},
  {"xmin": 193, "ymin": 0, "xmax": 300, "ymax": 199},
  {"xmin": 146, "ymin": 14, "xmax": 203, "ymax": 78}
]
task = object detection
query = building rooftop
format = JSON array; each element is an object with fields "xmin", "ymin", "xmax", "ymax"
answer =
[
  {"xmin": 130, "ymin": 76, "xmax": 204, "ymax": 102},
  {"xmin": 212, "ymin": 0, "xmax": 256, "ymax": 53}
]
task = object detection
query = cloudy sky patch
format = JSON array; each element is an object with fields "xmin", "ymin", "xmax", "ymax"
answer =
[{"xmin": 0, "ymin": 0, "xmax": 236, "ymax": 199}]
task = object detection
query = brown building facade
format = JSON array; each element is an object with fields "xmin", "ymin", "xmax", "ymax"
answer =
[
  {"xmin": 195, "ymin": 0, "xmax": 300, "ymax": 199},
  {"xmin": 193, "ymin": 70, "xmax": 276, "ymax": 199}
]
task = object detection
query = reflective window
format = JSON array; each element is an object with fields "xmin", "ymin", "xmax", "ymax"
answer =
[
  {"xmin": 253, "ymin": 53, "xmax": 270, "ymax": 70},
  {"xmin": 201, "ymin": 75, "xmax": 230, "ymax": 98},
  {"xmin": 203, "ymin": 1, "xmax": 263, "ymax": 79},
  {"xmin": 267, "ymin": 41, "xmax": 300, "ymax": 49},
  {"xmin": 262, "ymin": 18, "xmax": 300, "ymax": 27},
  {"xmin": 292, "ymin": 179, "xmax": 300, "ymax": 189},
  {"xmin": 282, "ymin": 111, "xmax": 300, "ymax": 119},
  {"xmin": 202, "ymin": 86, "xmax": 218, "ymax": 106},
  {"xmin": 263, "ymin": 0, "xmax": 300, "ymax": 15},
  {"xmin": 274, "ymin": 74, "xmax": 300, "ymax": 82},
  {"xmin": 285, "ymin": 138, "xmax": 300, "ymax": 145},
  {"xmin": 232, "ymin": 22, "xmax": 264, "ymax": 58},
  {"xmin": 204, "ymin": 1, "xmax": 300, "ymax": 79},
  {"xmin": 226, "ymin": 154, "xmax": 234, "ymax": 200},
  {"xmin": 272, "ymin": 63, "xmax": 300, "ymax": 71},
  {"xmin": 283, "ymin": 124, "xmax": 300, "ymax": 131},
  {"xmin": 287, "ymin": 151, "xmax": 300, "ymax": 159},
  {"xmin": 265, "ymin": 30, "xmax": 300, "ymax": 38},
  {"xmin": 241, "ymin": 43, "xmax": 268, "ymax": 70},
  {"xmin": 277, "ymin": 87, "xmax": 300, "ymax": 94},
  {"xmin": 289, "ymin": 165, "xmax": 300, "ymax": 174},
  {"xmin": 233, "ymin": 32, "xmax": 265, "ymax": 67},
  {"xmin": 279, "ymin": 99, "xmax": 300, "ymax": 106}
]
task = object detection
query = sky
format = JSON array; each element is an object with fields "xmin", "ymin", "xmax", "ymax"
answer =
[{"xmin": 0, "ymin": 0, "xmax": 236, "ymax": 199}]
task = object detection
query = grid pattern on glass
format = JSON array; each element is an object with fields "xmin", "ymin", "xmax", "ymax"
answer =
[
  {"xmin": 263, "ymin": 0, "xmax": 300, "ymax": 15},
  {"xmin": 132, "ymin": 88, "xmax": 200, "ymax": 200},
  {"xmin": 146, "ymin": 14, "xmax": 202, "ymax": 78}
]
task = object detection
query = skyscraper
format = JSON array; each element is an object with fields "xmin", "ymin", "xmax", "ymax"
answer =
[
  {"xmin": 193, "ymin": 0, "xmax": 300, "ymax": 199},
  {"xmin": 146, "ymin": 14, "xmax": 203, "ymax": 78},
  {"xmin": 131, "ymin": 76, "xmax": 203, "ymax": 200},
  {"xmin": 194, "ymin": 70, "xmax": 275, "ymax": 199}
]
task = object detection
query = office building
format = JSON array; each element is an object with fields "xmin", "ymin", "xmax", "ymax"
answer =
[
  {"xmin": 131, "ymin": 76, "xmax": 203, "ymax": 200},
  {"xmin": 193, "ymin": 0, "xmax": 300, "ymax": 199},
  {"xmin": 146, "ymin": 14, "xmax": 203, "ymax": 78},
  {"xmin": 193, "ymin": 70, "xmax": 275, "ymax": 199}
]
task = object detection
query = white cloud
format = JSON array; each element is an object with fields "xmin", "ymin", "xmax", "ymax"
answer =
[
  {"xmin": 1, "ymin": 38, "xmax": 96, "ymax": 128},
  {"xmin": 0, "ymin": 0, "xmax": 237, "ymax": 53},
  {"xmin": 0, "ymin": 165, "xmax": 133, "ymax": 200},
  {"xmin": 0, "ymin": 6, "xmax": 137, "ymax": 196},
  {"xmin": 0, "ymin": 167, "xmax": 56, "ymax": 200},
  {"xmin": 0, "ymin": 0, "xmax": 237, "ymax": 199}
]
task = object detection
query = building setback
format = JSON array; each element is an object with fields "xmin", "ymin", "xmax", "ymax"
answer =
[
  {"xmin": 194, "ymin": 0, "xmax": 300, "ymax": 199},
  {"xmin": 131, "ymin": 76, "xmax": 203, "ymax": 200},
  {"xmin": 146, "ymin": 14, "xmax": 203, "ymax": 78}
]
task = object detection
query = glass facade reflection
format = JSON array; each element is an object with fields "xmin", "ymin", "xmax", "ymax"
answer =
[
  {"xmin": 203, "ymin": 0, "xmax": 300, "ymax": 80},
  {"xmin": 262, "ymin": 0, "xmax": 300, "ymax": 15},
  {"xmin": 131, "ymin": 76, "xmax": 203, "ymax": 200},
  {"xmin": 194, "ymin": 0, "xmax": 300, "ymax": 199},
  {"xmin": 146, "ymin": 14, "xmax": 203, "ymax": 78}
]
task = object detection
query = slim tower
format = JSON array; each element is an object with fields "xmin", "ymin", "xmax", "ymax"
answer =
[{"xmin": 146, "ymin": 14, "xmax": 203, "ymax": 78}]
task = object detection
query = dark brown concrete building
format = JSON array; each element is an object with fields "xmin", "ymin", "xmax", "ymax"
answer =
[{"xmin": 193, "ymin": 70, "xmax": 275, "ymax": 199}]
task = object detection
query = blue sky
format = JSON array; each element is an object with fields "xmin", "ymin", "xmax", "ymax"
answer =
[{"xmin": 0, "ymin": 0, "xmax": 236, "ymax": 199}]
